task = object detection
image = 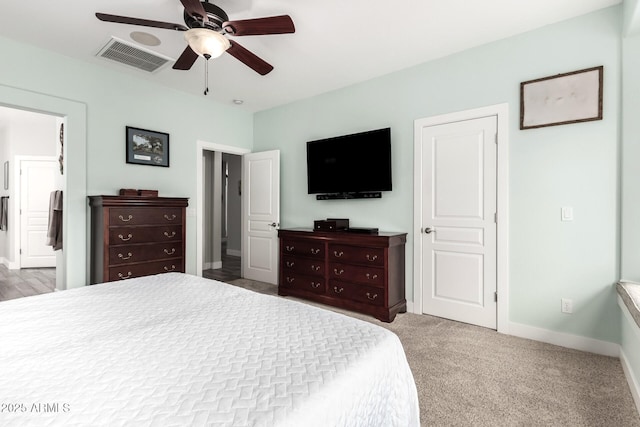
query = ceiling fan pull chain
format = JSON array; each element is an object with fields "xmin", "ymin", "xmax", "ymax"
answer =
[{"xmin": 204, "ymin": 59, "xmax": 209, "ymax": 95}]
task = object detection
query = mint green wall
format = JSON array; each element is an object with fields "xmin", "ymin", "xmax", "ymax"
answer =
[
  {"xmin": 255, "ymin": 7, "xmax": 621, "ymax": 342},
  {"xmin": 0, "ymin": 35, "xmax": 253, "ymax": 283},
  {"xmin": 621, "ymin": 8, "xmax": 640, "ymax": 395},
  {"xmin": 622, "ymin": 33, "xmax": 640, "ymax": 281}
]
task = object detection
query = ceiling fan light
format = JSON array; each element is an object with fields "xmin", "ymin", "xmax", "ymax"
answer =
[{"xmin": 184, "ymin": 28, "xmax": 230, "ymax": 59}]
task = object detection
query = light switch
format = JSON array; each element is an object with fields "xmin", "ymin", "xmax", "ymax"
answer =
[{"xmin": 561, "ymin": 207, "xmax": 573, "ymax": 221}]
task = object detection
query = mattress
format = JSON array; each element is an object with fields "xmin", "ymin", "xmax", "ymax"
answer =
[{"xmin": 0, "ymin": 273, "xmax": 419, "ymax": 426}]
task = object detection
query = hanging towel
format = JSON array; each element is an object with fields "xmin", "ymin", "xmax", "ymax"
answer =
[
  {"xmin": 46, "ymin": 190, "xmax": 63, "ymax": 251},
  {"xmin": 0, "ymin": 196, "xmax": 7, "ymax": 231}
]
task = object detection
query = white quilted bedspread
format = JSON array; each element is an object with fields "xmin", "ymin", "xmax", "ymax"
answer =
[{"xmin": 0, "ymin": 273, "xmax": 419, "ymax": 426}]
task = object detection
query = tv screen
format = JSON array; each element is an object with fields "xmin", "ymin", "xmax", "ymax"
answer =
[{"xmin": 306, "ymin": 127, "xmax": 392, "ymax": 195}]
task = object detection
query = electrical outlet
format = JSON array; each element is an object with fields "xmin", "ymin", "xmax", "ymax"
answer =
[{"xmin": 561, "ymin": 298, "xmax": 573, "ymax": 314}]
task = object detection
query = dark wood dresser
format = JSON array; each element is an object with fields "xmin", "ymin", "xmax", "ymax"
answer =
[
  {"xmin": 278, "ymin": 228, "xmax": 407, "ymax": 322},
  {"xmin": 89, "ymin": 195, "xmax": 189, "ymax": 284}
]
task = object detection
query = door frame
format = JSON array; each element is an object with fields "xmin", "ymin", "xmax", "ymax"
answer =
[
  {"xmin": 0, "ymin": 85, "xmax": 87, "ymax": 290},
  {"xmin": 413, "ymin": 103, "xmax": 510, "ymax": 333},
  {"xmin": 196, "ymin": 140, "xmax": 250, "ymax": 276}
]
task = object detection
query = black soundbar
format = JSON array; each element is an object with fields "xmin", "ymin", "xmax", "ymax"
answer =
[
  {"xmin": 347, "ymin": 227, "xmax": 379, "ymax": 234},
  {"xmin": 316, "ymin": 192, "xmax": 381, "ymax": 200}
]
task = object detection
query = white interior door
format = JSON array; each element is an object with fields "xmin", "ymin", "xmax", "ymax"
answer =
[
  {"xmin": 419, "ymin": 116, "xmax": 497, "ymax": 329},
  {"xmin": 20, "ymin": 159, "xmax": 57, "ymax": 268},
  {"xmin": 242, "ymin": 150, "xmax": 280, "ymax": 283}
]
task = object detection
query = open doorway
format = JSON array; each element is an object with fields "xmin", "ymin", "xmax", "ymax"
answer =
[
  {"xmin": 202, "ymin": 151, "xmax": 242, "ymax": 282},
  {"xmin": 0, "ymin": 106, "xmax": 62, "ymax": 301}
]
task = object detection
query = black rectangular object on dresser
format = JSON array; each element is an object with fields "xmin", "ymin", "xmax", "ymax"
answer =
[
  {"xmin": 347, "ymin": 227, "xmax": 379, "ymax": 234},
  {"xmin": 314, "ymin": 218, "xmax": 349, "ymax": 231}
]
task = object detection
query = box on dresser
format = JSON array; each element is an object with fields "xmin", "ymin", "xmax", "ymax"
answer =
[
  {"xmin": 313, "ymin": 218, "xmax": 349, "ymax": 232},
  {"xmin": 88, "ymin": 195, "xmax": 188, "ymax": 284},
  {"xmin": 278, "ymin": 228, "xmax": 407, "ymax": 322}
]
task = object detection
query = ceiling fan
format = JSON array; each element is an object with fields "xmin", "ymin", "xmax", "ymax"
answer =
[{"xmin": 96, "ymin": 0, "xmax": 295, "ymax": 76}]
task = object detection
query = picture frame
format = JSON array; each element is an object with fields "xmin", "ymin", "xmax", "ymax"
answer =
[
  {"xmin": 520, "ymin": 66, "xmax": 603, "ymax": 130},
  {"xmin": 126, "ymin": 126, "xmax": 170, "ymax": 167},
  {"xmin": 3, "ymin": 161, "xmax": 8, "ymax": 190}
]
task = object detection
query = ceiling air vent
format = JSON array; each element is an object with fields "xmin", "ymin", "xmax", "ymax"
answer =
[{"xmin": 96, "ymin": 37, "xmax": 173, "ymax": 73}]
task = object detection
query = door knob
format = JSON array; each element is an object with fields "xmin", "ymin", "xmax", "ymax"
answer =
[{"xmin": 424, "ymin": 227, "xmax": 435, "ymax": 234}]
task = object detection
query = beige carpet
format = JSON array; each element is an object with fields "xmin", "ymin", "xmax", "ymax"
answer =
[{"xmin": 228, "ymin": 278, "xmax": 640, "ymax": 426}]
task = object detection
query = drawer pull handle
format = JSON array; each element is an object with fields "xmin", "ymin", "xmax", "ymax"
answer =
[
  {"xmin": 285, "ymin": 261, "xmax": 295, "ymax": 268},
  {"xmin": 164, "ymin": 265, "xmax": 176, "ymax": 272},
  {"xmin": 334, "ymin": 268, "xmax": 344, "ymax": 276},
  {"xmin": 366, "ymin": 254, "xmax": 378, "ymax": 262},
  {"xmin": 118, "ymin": 252, "xmax": 132, "ymax": 260},
  {"xmin": 310, "ymin": 248, "xmax": 320, "ymax": 255},
  {"xmin": 164, "ymin": 248, "xmax": 176, "ymax": 255},
  {"xmin": 164, "ymin": 214, "xmax": 177, "ymax": 221},
  {"xmin": 118, "ymin": 234, "xmax": 132, "ymax": 242},
  {"xmin": 334, "ymin": 251, "xmax": 344, "ymax": 257},
  {"xmin": 285, "ymin": 245, "xmax": 295, "ymax": 252},
  {"xmin": 118, "ymin": 271, "xmax": 132, "ymax": 280},
  {"xmin": 311, "ymin": 282, "xmax": 321, "ymax": 289},
  {"xmin": 333, "ymin": 286, "xmax": 344, "ymax": 294},
  {"xmin": 286, "ymin": 277, "xmax": 295, "ymax": 284},
  {"xmin": 118, "ymin": 214, "xmax": 133, "ymax": 222},
  {"xmin": 164, "ymin": 231, "xmax": 176, "ymax": 238},
  {"xmin": 366, "ymin": 273, "xmax": 378, "ymax": 280},
  {"xmin": 366, "ymin": 292, "xmax": 378, "ymax": 300},
  {"xmin": 311, "ymin": 265, "xmax": 320, "ymax": 272}
]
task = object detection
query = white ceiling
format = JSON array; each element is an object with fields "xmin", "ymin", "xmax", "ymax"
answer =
[{"xmin": 0, "ymin": 0, "xmax": 621, "ymax": 112}]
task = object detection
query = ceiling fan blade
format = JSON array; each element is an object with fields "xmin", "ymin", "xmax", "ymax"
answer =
[
  {"xmin": 180, "ymin": 0, "xmax": 209, "ymax": 23},
  {"xmin": 223, "ymin": 15, "xmax": 295, "ymax": 36},
  {"xmin": 173, "ymin": 46, "xmax": 199, "ymax": 70},
  {"xmin": 96, "ymin": 13, "xmax": 188, "ymax": 31},
  {"xmin": 226, "ymin": 40, "xmax": 274, "ymax": 75}
]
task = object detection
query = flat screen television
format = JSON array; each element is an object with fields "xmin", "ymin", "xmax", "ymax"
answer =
[{"xmin": 306, "ymin": 127, "xmax": 392, "ymax": 196}]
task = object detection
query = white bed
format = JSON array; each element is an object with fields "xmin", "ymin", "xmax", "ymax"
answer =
[{"xmin": 0, "ymin": 273, "xmax": 419, "ymax": 426}]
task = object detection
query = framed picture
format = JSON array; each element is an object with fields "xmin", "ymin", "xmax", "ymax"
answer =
[
  {"xmin": 3, "ymin": 161, "xmax": 8, "ymax": 190},
  {"xmin": 126, "ymin": 126, "xmax": 169, "ymax": 167},
  {"xmin": 520, "ymin": 66, "xmax": 603, "ymax": 130}
]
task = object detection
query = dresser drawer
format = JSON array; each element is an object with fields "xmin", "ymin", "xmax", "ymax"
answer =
[
  {"xmin": 108, "ymin": 242, "xmax": 183, "ymax": 265},
  {"xmin": 282, "ymin": 255, "xmax": 324, "ymax": 277},
  {"xmin": 329, "ymin": 245, "xmax": 385, "ymax": 267},
  {"xmin": 109, "ymin": 207, "xmax": 183, "ymax": 226},
  {"xmin": 281, "ymin": 239, "xmax": 325, "ymax": 259},
  {"xmin": 281, "ymin": 271, "xmax": 325, "ymax": 295},
  {"xmin": 108, "ymin": 259, "xmax": 184, "ymax": 282},
  {"xmin": 109, "ymin": 225, "xmax": 182, "ymax": 245},
  {"xmin": 328, "ymin": 281, "xmax": 385, "ymax": 307},
  {"xmin": 329, "ymin": 262, "xmax": 384, "ymax": 287}
]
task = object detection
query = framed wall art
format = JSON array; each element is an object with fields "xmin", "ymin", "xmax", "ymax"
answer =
[
  {"xmin": 126, "ymin": 126, "xmax": 170, "ymax": 167},
  {"xmin": 520, "ymin": 66, "xmax": 603, "ymax": 130}
]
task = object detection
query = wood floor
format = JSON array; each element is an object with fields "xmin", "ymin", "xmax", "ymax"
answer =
[
  {"xmin": 202, "ymin": 250, "xmax": 241, "ymax": 282},
  {"xmin": 0, "ymin": 265, "xmax": 56, "ymax": 302}
]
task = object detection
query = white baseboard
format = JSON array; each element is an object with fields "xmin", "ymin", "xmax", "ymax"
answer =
[
  {"xmin": 203, "ymin": 261, "xmax": 223, "ymax": 270},
  {"xmin": 620, "ymin": 347, "xmax": 640, "ymax": 415},
  {"xmin": 1, "ymin": 257, "xmax": 19, "ymax": 270},
  {"xmin": 226, "ymin": 248, "xmax": 241, "ymax": 257},
  {"xmin": 508, "ymin": 321, "xmax": 619, "ymax": 357},
  {"xmin": 619, "ymin": 296, "xmax": 640, "ymax": 415},
  {"xmin": 406, "ymin": 300, "xmax": 415, "ymax": 314}
]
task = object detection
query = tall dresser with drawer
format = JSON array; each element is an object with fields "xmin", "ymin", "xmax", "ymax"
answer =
[
  {"xmin": 278, "ymin": 228, "xmax": 407, "ymax": 322},
  {"xmin": 89, "ymin": 195, "xmax": 189, "ymax": 284}
]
